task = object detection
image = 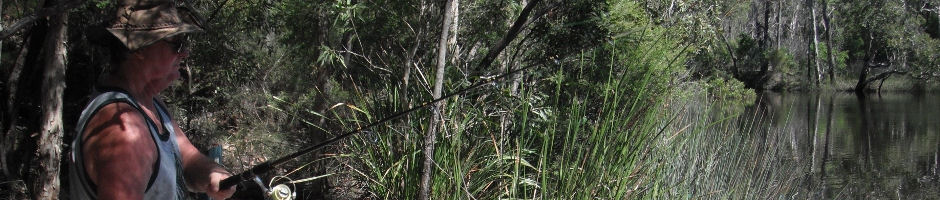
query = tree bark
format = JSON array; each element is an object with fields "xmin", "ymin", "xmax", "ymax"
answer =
[
  {"xmin": 822, "ymin": 0, "xmax": 835, "ymax": 84},
  {"xmin": 0, "ymin": 0, "xmax": 80, "ymax": 40},
  {"xmin": 811, "ymin": 0, "xmax": 822, "ymax": 85},
  {"xmin": 789, "ymin": 1, "xmax": 803, "ymax": 54},
  {"xmin": 1, "ymin": 0, "xmax": 4, "ymax": 66},
  {"xmin": 855, "ymin": 64, "xmax": 870, "ymax": 95},
  {"xmin": 803, "ymin": 0, "xmax": 814, "ymax": 83},
  {"xmin": 419, "ymin": 0, "xmax": 457, "ymax": 198},
  {"xmin": 776, "ymin": 0, "xmax": 781, "ymax": 48},
  {"xmin": 449, "ymin": 0, "xmax": 459, "ymax": 68},
  {"xmin": 32, "ymin": 7, "xmax": 67, "ymax": 200},
  {"xmin": 855, "ymin": 33, "xmax": 875, "ymax": 95},
  {"xmin": 760, "ymin": 0, "xmax": 771, "ymax": 73},
  {"xmin": 0, "ymin": 0, "xmax": 7, "ymax": 177}
]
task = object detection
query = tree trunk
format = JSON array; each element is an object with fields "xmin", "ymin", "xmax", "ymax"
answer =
[
  {"xmin": 855, "ymin": 64, "xmax": 868, "ymax": 95},
  {"xmin": 776, "ymin": 0, "xmax": 781, "ymax": 48},
  {"xmin": 1, "ymin": 0, "xmax": 3, "ymax": 65},
  {"xmin": 855, "ymin": 33, "xmax": 875, "ymax": 95},
  {"xmin": 419, "ymin": 0, "xmax": 457, "ymax": 198},
  {"xmin": 855, "ymin": 50, "xmax": 872, "ymax": 94},
  {"xmin": 449, "ymin": 0, "xmax": 460, "ymax": 68},
  {"xmin": 32, "ymin": 7, "xmax": 67, "ymax": 200},
  {"xmin": 811, "ymin": 0, "xmax": 822, "ymax": 85},
  {"xmin": 1, "ymin": 0, "xmax": 9, "ymax": 177},
  {"xmin": 822, "ymin": 0, "xmax": 835, "ymax": 84},
  {"xmin": 760, "ymin": 0, "xmax": 771, "ymax": 73},
  {"xmin": 803, "ymin": 0, "xmax": 814, "ymax": 83},
  {"xmin": 789, "ymin": 1, "xmax": 803, "ymax": 54}
]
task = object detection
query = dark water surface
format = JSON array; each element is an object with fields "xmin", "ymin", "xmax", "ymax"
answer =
[{"xmin": 744, "ymin": 92, "xmax": 940, "ymax": 199}]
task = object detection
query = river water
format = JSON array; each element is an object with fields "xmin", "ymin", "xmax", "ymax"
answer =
[
  {"xmin": 665, "ymin": 92, "xmax": 940, "ymax": 199},
  {"xmin": 757, "ymin": 92, "xmax": 940, "ymax": 199}
]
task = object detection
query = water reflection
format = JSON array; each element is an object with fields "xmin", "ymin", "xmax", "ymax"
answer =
[
  {"xmin": 661, "ymin": 92, "xmax": 940, "ymax": 199},
  {"xmin": 746, "ymin": 92, "xmax": 940, "ymax": 199}
]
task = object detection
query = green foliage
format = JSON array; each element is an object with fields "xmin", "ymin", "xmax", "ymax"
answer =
[
  {"xmin": 528, "ymin": 0, "xmax": 608, "ymax": 64},
  {"xmin": 734, "ymin": 33, "xmax": 763, "ymax": 72},
  {"xmin": 704, "ymin": 75, "xmax": 756, "ymax": 102},
  {"xmin": 333, "ymin": 0, "xmax": 694, "ymax": 198},
  {"xmin": 832, "ymin": 0, "xmax": 940, "ymax": 88},
  {"xmin": 766, "ymin": 48, "xmax": 796, "ymax": 75},
  {"xmin": 607, "ymin": 0, "xmax": 688, "ymax": 94},
  {"xmin": 816, "ymin": 43, "xmax": 849, "ymax": 73}
]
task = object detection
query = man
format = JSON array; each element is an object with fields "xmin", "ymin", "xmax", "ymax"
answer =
[{"xmin": 68, "ymin": 0, "xmax": 235, "ymax": 199}]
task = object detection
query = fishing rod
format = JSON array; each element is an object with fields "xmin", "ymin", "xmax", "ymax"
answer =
[{"xmin": 220, "ymin": 64, "xmax": 537, "ymax": 190}]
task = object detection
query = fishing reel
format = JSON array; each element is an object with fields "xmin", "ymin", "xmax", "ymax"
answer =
[{"xmin": 248, "ymin": 175, "xmax": 296, "ymax": 200}]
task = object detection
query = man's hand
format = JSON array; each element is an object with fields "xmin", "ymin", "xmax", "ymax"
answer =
[{"xmin": 206, "ymin": 171, "xmax": 236, "ymax": 200}]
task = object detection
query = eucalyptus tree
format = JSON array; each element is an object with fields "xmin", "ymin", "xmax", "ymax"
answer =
[{"xmin": 837, "ymin": 0, "xmax": 940, "ymax": 94}]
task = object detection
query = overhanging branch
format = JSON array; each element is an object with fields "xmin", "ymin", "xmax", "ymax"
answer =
[
  {"xmin": 862, "ymin": 70, "xmax": 906, "ymax": 86},
  {"xmin": 0, "ymin": 0, "xmax": 82, "ymax": 40},
  {"xmin": 475, "ymin": 0, "xmax": 542, "ymax": 72}
]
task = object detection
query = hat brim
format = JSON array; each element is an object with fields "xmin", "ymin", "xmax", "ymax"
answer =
[
  {"xmin": 107, "ymin": 1, "xmax": 205, "ymax": 51},
  {"xmin": 108, "ymin": 24, "xmax": 201, "ymax": 51}
]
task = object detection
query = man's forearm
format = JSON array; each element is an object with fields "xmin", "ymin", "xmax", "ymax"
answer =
[{"xmin": 184, "ymin": 153, "xmax": 230, "ymax": 192}]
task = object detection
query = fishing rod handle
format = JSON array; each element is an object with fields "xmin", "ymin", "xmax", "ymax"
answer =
[
  {"xmin": 221, "ymin": 162, "xmax": 274, "ymax": 189},
  {"xmin": 219, "ymin": 175, "xmax": 242, "ymax": 190}
]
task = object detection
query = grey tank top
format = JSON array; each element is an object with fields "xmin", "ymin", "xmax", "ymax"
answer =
[{"xmin": 69, "ymin": 91, "xmax": 187, "ymax": 200}]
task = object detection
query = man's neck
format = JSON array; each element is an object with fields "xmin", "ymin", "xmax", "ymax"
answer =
[{"xmin": 101, "ymin": 73, "xmax": 157, "ymax": 108}]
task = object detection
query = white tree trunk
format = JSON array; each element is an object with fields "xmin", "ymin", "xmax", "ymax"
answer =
[
  {"xmin": 811, "ymin": 0, "xmax": 822, "ymax": 85},
  {"xmin": 449, "ymin": 0, "xmax": 459, "ymax": 67},
  {"xmin": 420, "ymin": 0, "xmax": 457, "ymax": 198},
  {"xmin": 823, "ymin": 0, "xmax": 835, "ymax": 83}
]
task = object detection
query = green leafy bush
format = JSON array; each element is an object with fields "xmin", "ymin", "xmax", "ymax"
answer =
[{"xmin": 704, "ymin": 75, "xmax": 756, "ymax": 102}]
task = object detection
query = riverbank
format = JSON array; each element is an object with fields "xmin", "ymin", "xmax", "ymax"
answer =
[{"xmin": 747, "ymin": 74, "xmax": 940, "ymax": 93}]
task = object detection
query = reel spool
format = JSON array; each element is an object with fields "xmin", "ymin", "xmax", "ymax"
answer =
[
  {"xmin": 247, "ymin": 175, "xmax": 296, "ymax": 200},
  {"xmin": 238, "ymin": 169, "xmax": 331, "ymax": 200},
  {"xmin": 266, "ymin": 176, "xmax": 296, "ymax": 200},
  {"xmin": 269, "ymin": 184, "xmax": 295, "ymax": 200}
]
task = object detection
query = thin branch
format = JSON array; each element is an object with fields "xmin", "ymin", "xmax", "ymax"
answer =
[
  {"xmin": 0, "ymin": 0, "xmax": 82, "ymax": 40},
  {"xmin": 475, "ymin": 0, "xmax": 542, "ymax": 72}
]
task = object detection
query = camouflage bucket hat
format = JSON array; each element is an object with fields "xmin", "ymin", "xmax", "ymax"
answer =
[{"xmin": 107, "ymin": 0, "xmax": 205, "ymax": 51}]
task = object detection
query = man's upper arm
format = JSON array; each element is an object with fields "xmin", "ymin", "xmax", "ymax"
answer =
[{"xmin": 81, "ymin": 103, "xmax": 157, "ymax": 200}]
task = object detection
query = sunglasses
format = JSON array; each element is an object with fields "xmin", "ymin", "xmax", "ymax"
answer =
[{"xmin": 164, "ymin": 35, "xmax": 189, "ymax": 54}]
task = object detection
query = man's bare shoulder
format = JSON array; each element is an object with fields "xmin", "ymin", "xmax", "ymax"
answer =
[
  {"xmin": 82, "ymin": 102, "xmax": 152, "ymax": 144},
  {"xmin": 81, "ymin": 102, "xmax": 157, "ymax": 184}
]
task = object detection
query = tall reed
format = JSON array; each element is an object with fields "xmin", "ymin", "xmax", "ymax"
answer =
[{"xmin": 645, "ymin": 91, "xmax": 808, "ymax": 199}]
